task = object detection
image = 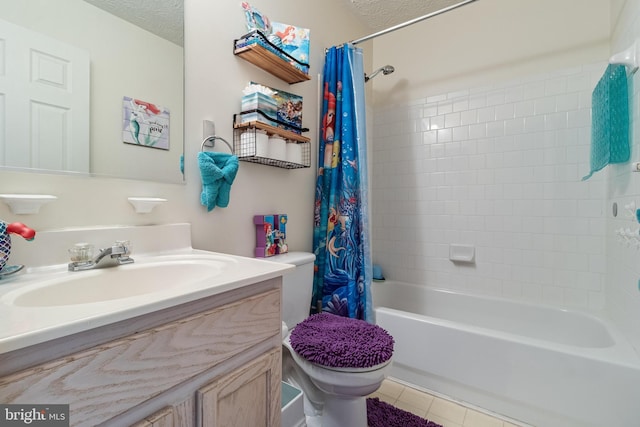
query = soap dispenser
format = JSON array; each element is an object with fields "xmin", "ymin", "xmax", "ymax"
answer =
[{"xmin": 0, "ymin": 220, "xmax": 36, "ymax": 275}]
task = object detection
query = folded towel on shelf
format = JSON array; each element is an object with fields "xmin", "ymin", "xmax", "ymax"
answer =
[
  {"xmin": 582, "ymin": 64, "xmax": 629, "ymax": 181},
  {"xmin": 198, "ymin": 152, "xmax": 239, "ymax": 211}
]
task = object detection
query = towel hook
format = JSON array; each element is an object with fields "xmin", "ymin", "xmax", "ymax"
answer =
[{"xmin": 201, "ymin": 135, "xmax": 234, "ymax": 153}]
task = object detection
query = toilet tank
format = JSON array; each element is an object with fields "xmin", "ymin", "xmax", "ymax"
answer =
[{"xmin": 268, "ymin": 252, "xmax": 315, "ymax": 329}]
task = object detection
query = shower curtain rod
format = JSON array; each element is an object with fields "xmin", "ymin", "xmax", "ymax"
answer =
[{"xmin": 350, "ymin": 0, "xmax": 479, "ymax": 45}]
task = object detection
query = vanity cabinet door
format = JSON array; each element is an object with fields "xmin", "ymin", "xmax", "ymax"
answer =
[
  {"xmin": 130, "ymin": 407, "xmax": 174, "ymax": 427},
  {"xmin": 129, "ymin": 399, "xmax": 194, "ymax": 427},
  {"xmin": 197, "ymin": 348, "xmax": 281, "ymax": 427}
]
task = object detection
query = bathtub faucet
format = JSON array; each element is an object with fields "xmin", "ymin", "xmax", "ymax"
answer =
[{"xmin": 68, "ymin": 240, "xmax": 134, "ymax": 271}]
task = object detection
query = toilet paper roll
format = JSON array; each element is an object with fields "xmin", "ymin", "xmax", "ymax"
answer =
[
  {"xmin": 255, "ymin": 129, "xmax": 269, "ymax": 157},
  {"xmin": 286, "ymin": 142, "xmax": 303, "ymax": 164},
  {"xmin": 240, "ymin": 129, "xmax": 269, "ymax": 157},
  {"xmin": 269, "ymin": 135, "xmax": 287, "ymax": 161},
  {"xmin": 240, "ymin": 130, "xmax": 256, "ymax": 156}
]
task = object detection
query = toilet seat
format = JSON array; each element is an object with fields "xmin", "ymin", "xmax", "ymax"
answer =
[
  {"xmin": 309, "ymin": 360, "xmax": 392, "ymax": 373},
  {"xmin": 289, "ymin": 312, "xmax": 394, "ymax": 369},
  {"xmin": 283, "ymin": 334, "xmax": 391, "ymax": 392},
  {"xmin": 284, "ymin": 334, "xmax": 392, "ymax": 373}
]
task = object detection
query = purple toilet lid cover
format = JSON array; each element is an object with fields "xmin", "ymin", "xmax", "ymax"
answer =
[{"xmin": 289, "ymin": 312, "xmax": 394, "ymax": 369}]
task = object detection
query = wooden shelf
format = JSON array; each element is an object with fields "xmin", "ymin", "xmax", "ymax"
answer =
[
  {"xmin": 234, "ymin": 31, "xmax": 310, "ymax": 84},
  {"xmin": 234, "ymin": 121, "xmax": 310, "ymax": 143}
]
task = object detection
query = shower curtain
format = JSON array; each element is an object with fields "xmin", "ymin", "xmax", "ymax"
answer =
[{"xmin": 311, "ymin": 44, "xmax": 373, "ymax": 322}]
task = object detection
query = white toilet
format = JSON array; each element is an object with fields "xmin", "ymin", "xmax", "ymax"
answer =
[{"xmin": 270, "ymin": 252, "xmax": 393, "ymax": 427}]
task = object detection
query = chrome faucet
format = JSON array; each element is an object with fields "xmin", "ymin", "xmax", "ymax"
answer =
[{"xmin": 68, "ymin": 240, "xmax": 134, "ymax": 271}]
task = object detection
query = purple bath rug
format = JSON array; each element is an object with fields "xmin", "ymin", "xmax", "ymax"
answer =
[{"xmin": 367, "ymin": 397, "xmax": 443, "ymax": 427}]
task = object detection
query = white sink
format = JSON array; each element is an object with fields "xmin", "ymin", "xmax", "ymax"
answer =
[
  {"xmin": 0, "ymin": 224, "xmax": 295, "ymax": 355},
  {"xmin": 3, "ymin": 256, "xmax": 231, "ymax": 307}
]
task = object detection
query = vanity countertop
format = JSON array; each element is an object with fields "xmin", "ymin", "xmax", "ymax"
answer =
[{"xmin": 0, "ymin": 248, "xmax": 293, "ymax": 354}]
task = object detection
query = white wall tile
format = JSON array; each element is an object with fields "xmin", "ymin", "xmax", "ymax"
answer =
[
  {"xmin": 556, "ymin": 93, "xmax": 580, "ymax": 112},
  {"xmin": 445, "ymin": 112, "xmax": 461, "ymax": 128},
  {"xmin": 469, "ymin": 123, "xmax": 487, "ymax": 139},
  {"xmin": 523, "ymin": 81, "xmax": 546, "ymax": 100},
  {"xmin": 461, "ymin": 110, "xmax": 477, "ymax": 125},
  {"xmin": 534, "ymin": 97, "xmax": 557, "ymax": 114},
  {"xmin": 372, "ymin": 62, "xmax": 609, "ymax": 313},
  {"xmin": 437, "ymin": 128, "xmax": 453, "ymax": 142},
  {"xmin": 495, "ymin": 104, "xmax": 516, "ymax": 120},
  {"xmin": 477, "ymin": 107, "xmax": 496, "ymax": 123}
]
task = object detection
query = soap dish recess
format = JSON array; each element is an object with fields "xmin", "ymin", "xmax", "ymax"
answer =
[
  {"xmin": 449, "ymin": 244, "xmax": 475, "ymax": 264},
  {"xmin": 128, "ymin": 197, "xmax": 167, "ymax": 213},
  {"xmin": 0, "ymin": 194, "xmax": 57, "ymax": 214}
]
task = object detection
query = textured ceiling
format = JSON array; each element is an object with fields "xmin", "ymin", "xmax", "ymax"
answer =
[
  {"xmin": 341, "ymin": 0, "xmax": 470, "ymax": 31},
  {"xmin": 82, "ymin": 0, "xmax": 468, "ymax": 48},
  {"xmin": 83, "ymin": 0, "xmax": 183, "ymax": 46}
]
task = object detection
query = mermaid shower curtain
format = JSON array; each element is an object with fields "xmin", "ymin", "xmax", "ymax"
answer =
[{"xmin": 312, "ymin": 44, "xmax": 373, "ymax": 322}]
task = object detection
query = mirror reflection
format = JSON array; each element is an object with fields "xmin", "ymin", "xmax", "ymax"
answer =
[{"xmin": 0, "ymin": 0, "xmax": 184, "ymax": 183}]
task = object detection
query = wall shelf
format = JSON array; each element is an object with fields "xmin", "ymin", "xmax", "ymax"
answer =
[
  {"xmin": 0, "ymin": 194, "xmax": 57, "ymax": 214},
  {"xmin": 127, "ymin": 197, "xmax": 167, "ymax": 213},
  {"xmin": 233, "ymin": 119, "xmax": 310, "ymax": 169},
  {"xmin": 234, "ymin": 116, "xmax": 309, "ymax": 143},
  {"xmin": 234, "ymin": 31, "xmax": 310, "ymax": 84}
]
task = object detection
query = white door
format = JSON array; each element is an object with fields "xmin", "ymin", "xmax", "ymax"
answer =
[{"xmin": 0, "ymin": 18, "xmax": 90, "ymax": 172}]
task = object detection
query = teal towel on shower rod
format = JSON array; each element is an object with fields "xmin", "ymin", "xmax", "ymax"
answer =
[{"xmin": 582, "ymin": 64, "xmax": 629, "ymax": 181}]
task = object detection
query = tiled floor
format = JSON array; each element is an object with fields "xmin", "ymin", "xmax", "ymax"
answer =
[{"xmin": 369, "ymin": 378, "xmax": 530, "ymax": 427}]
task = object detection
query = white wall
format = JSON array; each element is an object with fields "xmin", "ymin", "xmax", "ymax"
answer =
[
  {"xmin": 0, "ymin": 0, "xmax": 370, "ymax": 258},
  {"xmin": 183, "ymin": 0, "xmax": 371, "ymax": 255},
  {"xmin": 371, "ymin": 0, "xmax": 610, "ymax": 106},
  {"xmin": 607, "ymin": 0, "xmax": 640, "ymax": 354}
]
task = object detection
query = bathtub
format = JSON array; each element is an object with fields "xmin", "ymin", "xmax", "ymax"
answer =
[{"xmin": 372, "ymin": 281, "xmax": 640, "ymax": 427}]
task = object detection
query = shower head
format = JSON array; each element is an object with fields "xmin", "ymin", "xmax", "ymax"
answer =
[{"xmin": 365, "ymin": 65, "xmax": 395, "ymax": 82}]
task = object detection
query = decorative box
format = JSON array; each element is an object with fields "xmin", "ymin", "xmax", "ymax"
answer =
[
  {"xmin": 241, "ymin": 93, "xmax": 278, "ymax": 117},
  {"xmin": 238, "ymin": 110, "xmax": 279, "ymax": 128},
  {"xmin": 254, "ymin": 213, "xmax": 288, "ymax": 257},
  {"xmin": 272, "ymin": 86, "xmax": 303, "ymax": 132},
  {"xmin": 275, "ymin": 214, "xmax": 288, "ymax": 254},
  {"xmin": 271, "ymin": 22, "xmax": 310, "ymax": 75}
]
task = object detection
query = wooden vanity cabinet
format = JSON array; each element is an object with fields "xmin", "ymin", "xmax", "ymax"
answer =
[
  {"xmin": 197, "ymin": 348, "xmax": 280, "ymax": 427},
  {"xmin": 0, "ymin": 279, "xmax": 283, "ymax": 427},
  {"xmin": 131, "ymin": 407, "xmax": 175, "ymax": 427}
]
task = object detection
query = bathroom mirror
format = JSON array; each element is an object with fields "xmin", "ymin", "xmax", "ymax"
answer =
[{"xmin": 0, "ymin": 0, "xmax": 185, "ymax": 184}]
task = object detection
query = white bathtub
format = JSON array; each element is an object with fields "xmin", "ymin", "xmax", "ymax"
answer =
[{"xmin": 372, "ymin": 281, "xmax": 640, "ymax": 427}]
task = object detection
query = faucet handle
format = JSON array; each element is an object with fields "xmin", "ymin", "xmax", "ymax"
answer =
[
  {"xmin": 111, "ymin": 240, "xmax": 131, "ymax": 255},
  {"xmin": 69, "ymin": 243, "xmax": 94, "ymax": 263},
  {"xmin": 112, "ymin": 240, "xmax": 134, "ymax": 265}
]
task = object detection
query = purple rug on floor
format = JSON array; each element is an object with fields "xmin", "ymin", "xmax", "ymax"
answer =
[{"xmin": 367, "ymin": 397, "xmax": 443, "ymax": 427}]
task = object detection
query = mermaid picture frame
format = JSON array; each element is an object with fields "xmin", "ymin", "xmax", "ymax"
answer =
[{"xmin": 122, "ymin": 96, "xmax": 170, "ymax": 150}]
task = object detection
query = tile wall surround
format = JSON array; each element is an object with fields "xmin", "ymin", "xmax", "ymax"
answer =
[
  {"xmin": 372, "ymin": 0, "xmax": 640, "ymax": 355},
  {"xmin": 607, "ymin": 0, "xmax": 640, "ymax": 353},
  {"xmin": 371, "ymin": 61, "xmax": 609, "ymax": 310},
  {"xmin": 371, "ymin": 0, "xmax": 640, "ymax": 354}
]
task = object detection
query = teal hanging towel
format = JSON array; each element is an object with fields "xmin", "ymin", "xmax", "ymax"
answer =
[
  {"xmin": 198, "ymin": 152, "xmax": 239, "ymax": 211},
  {"xmin": 582, "ymin": 64, "xmax": 630, "ymax": 180}
]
